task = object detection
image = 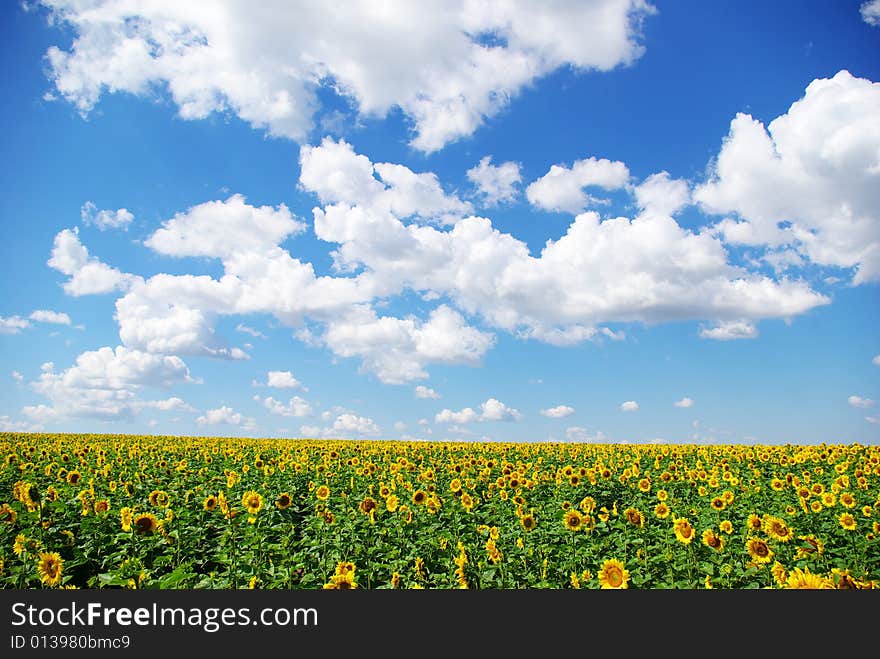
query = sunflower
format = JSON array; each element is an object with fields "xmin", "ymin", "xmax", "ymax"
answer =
[
  {"xmin": 94, "ymin": 499, "xmax": 110, "ymax": 514},
  {"xmin": 710, "ymin": 497, "xmax": 726, "ymax": 512},
  {"xmin": 785, "ymin": 567, "xmax": 833, "ymax": 589},
  {"xmin": 148, "ymin": 490, "xmax": 170, "ymax": 508},
  {"xmin": 653, "ymin": 502, "xmax": 670, "ymax": 519},
  {"xmin": 359, "ymin": 497, "xmax": 378, "ymax": 515},
  {"xmin": 275, "ymin": 492, "xmax": 292, "ymax": 510},
  {"xmin": 120, "ymin": 507, "xmax": 133, "ymax": 532},
  {"xmin": 656, "ymin": 489, "xmax": 668, "ymax": 501},
  {"xmin": 37, "ymin": 552, "xmax": 63, "ymax": 587},
  {"xmin": 449, "ymin": 478, "xmax": 462, "ymax": 493},
  {"xmin": 702, "ymin": 529, "xmax": 724, "ymax": 551},
  {"xmin": 520, "ymin": 513, "xmax": 536, "ymax": 532},
  {"xmin": 810, "ymin": 500, "xmax": 823, "ymax": 513},
  {"xmin": 821, "ymin": 492, "xmax": 836, "ymax": 508},
  {"xmin": 839, "ymin": 492, "xmax": 856, "ymax": 508},
  {"xmin": 746, "ymin": 513, "xmax": 762, "ymax": 533},
  {"xmin": 315, "ymin": 485, "xmax": 330, "ymax": 501},
  {"xmin": 203, "ymin": 495, "xmax": 218, "ymax": 511},
  {"xmin": 637, "ymin": 478, "xmax": 651, "ymax": 493},
  {"xmin": 771, "ymin": 561, "xmax": 788, "ymax": 587},
  {"xmin": 13, "ymin": 534, "xmax": 28, "ymax": 557},
  {"xmin": 412, "ymin": 489, "xmax": 427, "ymax": 505},
  {"xmin": 597, "ymin": 558, "xmax": 629, "ymax": 589},
  {"xmin": 133, "ymin": 513, "xmax": 158, "ymax": 536},
  {"xmin": 838, "ymin": 512, "xmax": 857, "ymax": 531},
  {"xmin": 242, "ymin": 491, "xmax": 264, "ymax": 516},
  {"xmin": 624, "ymin": 507, "xmax": 644, "ymax": 528},
  {"xmin": 66, "ymin": 471, "xmax": 81, "ymax": 486},
  {"xmin": 564, "ymin": 509, "xmax": 583, "ymax": 531},
  {"xmin": 579, "ymin": 496, "xmax": 597, "ymax": 514},
  {"xmin": 0, "ymin": 503, "xmax": 17, "ymax": 524},
  {"xmin": 673, "ymin": 517, "xmax": 695, "ymax": 545},
  {"xmin": 746, "ymin": 537, "xmax": 774, "ymax": 564},
  {"xmin": 719, "ymin": 520, "xmax": 733, "ymax": 534},
  {"xmin": 460, "ymin": 493, "xmax": 474, "ymax": 512},
  {"xmin": 385, "ymin": 494, "xmax": 399, "ymax": 512},
  {"xmin": 763, "ymin": 515, "xmax": 793, "ymax": 542}
]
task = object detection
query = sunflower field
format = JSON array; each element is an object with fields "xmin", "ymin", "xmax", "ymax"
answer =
[{"xmin": 1, "ymin": 433, "xmax": 878, "ymax": 590}]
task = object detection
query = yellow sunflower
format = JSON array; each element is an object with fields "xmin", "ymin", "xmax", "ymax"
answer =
[
  {"xmin": 654, "ymin": 502, "xmax": 670, "ymax": 519},
  {"xmin": 37, "ymin": 552, "xmax": 63, "ymax": 587},
  {"xmin": 746, "ymin": 537, "xmax": 774, "ymax": 564},
  {"xmin": 275, "ymin": 492, "xmax": 292, "ymax": 510},
  {"xmin": 241, "ymin": 490, "xmax": 264, "ymax": 516},
  {"xmin": 702, "ymin": 529, "xmax": 724, "ymax": 551},
  {"xmin": 315, "ymin": 485, "xmax": 330, "ymax": 501},
  {"xmin": 520, "ymin": 513, "xmax": 536, "ymax": 532},
  {"xmin": 624, "ymin": 507, "xmax": 644, "ymax": 528},
  {"xmin": 597, "ymin": 558, "xmax": 630, "ymax": 589},
  {"xmin": 133, "ymin": 513, "xmax": 158, "ymax": 536},
  {"xmin": 564, "ymin": 509, "xmax": 583, "ymax": 531},
  {"xmin": 785, "ymin": 567, "xmax": 833, "ymax": 589},
  {"xmin": 838, "ymin": 512, "xmax": 857, "ymax": 531},
  {"xmin": 203, "ymin": 495, "xmax": 218, "ymax": 511},
  {"xmin": 673, "ymin": 517, "xmax": 695, "ymax": 545},
  {"xmin": 763, "ymin": 515, "xmax": 793, "ymax": 542}
]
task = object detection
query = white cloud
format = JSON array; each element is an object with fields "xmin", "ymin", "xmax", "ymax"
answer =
[
  {"xmin": 11, "ymin": 371, "xmax": 24, "ymax": 384},
  {"xmin": 540, "ymin": 404, "xmax": 575, "ymax": 418},
  {"xmin": 299, "ymin": 425, "xmax": 323, "ymax": 437},
  {"xmin": 526, "ymin": 156, "xmax": 630, "ymax": 214},
  {"xmin": 139, "ymin": 397, "xmax": 196, "ymax": 412},
  {"xmin": 873, "ymin": 355, "xmax": 880, "ymax": 366},
  {"xmin": 236, "ymin": 324, "xmax": 266, "ymax": 339},
  {"xmin": 41, "ymin": 1, "xmax": 655, "ymax": 152},
  {"xmin": 699, "ymin": 320, "xmax": 758, "ymax": 341},
  {"xmin": 633, "ymin": 172, "xmax": 690, "ymax": 216},
  {"xmin": 329, "ymin": 413, "xmax": 380, "ymax": 437},
  {"xmin": 673, "ymin": 397, "xmax": 694, "ymax": 408},
  {"xmin": 48, "ymin": 227, "xmax": 137, "ymax": 296},
  {"xmin": 866, "ymin": 415, "xmax": 880, "ymax": 425},
  {"xmin": 261, "ymin": 395, "xmax": 313, "ymax": 418},
  {"xmin": 467, "ymin": 156, "xmax": 522, "ymax": 206},
  {"xmin": 848, "ymin": 395, "xmax": 875, "ymax": 409},
  {"xmin": 23, "ymin": 346, "xmax": 194, "ymax": 421},
  {"xmin": 305, "ymin": 139, "xmax": 828, "ymax": 346},
  {"xmin": 620, "ymin": 400, "xmax": 639, "ymax": 412},
  {"xmin": 264, "ymin": 370, "xmax": 305, "ymax": 390},
  {"xmin": 565, "ymin": 426, "xmax": 606, "ymax": 443},
  {"xmin": 0, "ymin": 316, "xmax": 30, "ymax": 334},
  {"xmin": 30, "ymin": 310, "xmax": 72, "ymax": 325},
  {"xmin": 393, "ymin": 421, "xmax": 407, "ymax": 431},
  {"xmin": 435, "ymin": 397, "xmax": 521, "ymax": 424},
  {"xmin": 0, "ymin": 416, "xmax": 43, "ymax": 432},
  {"xmin": 197, "ymin": 405, "xmax": 256, "ymax": 430},
  {"xmin": 80, "ymin": 201, "xmax": 133, "ymax": 230},
  {"xmin": 415, "ymin": 385, "xmax": 441, "ymax": 399},
  {"xmin": 695, "ymin": 70, "xmax": 880, "ymax": 284},
  {"xmin": 145, "ymin": 194, "xmax": 305, "ymax": 259},
  {"xmin": 321, "ymin": 304, "xmax": 494, "ymax": 384},
  {"xmin": 862, "ymin": 1, "xmax": 880, "ymax": 25}
]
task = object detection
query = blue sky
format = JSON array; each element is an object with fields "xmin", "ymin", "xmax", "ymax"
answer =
[{"xmin": 1, "ymin": 0, "xmax": 878, "ymax": 444}]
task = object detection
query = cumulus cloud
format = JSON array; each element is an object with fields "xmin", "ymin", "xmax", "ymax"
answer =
[
  {"xmin": 695, "ymin": 70, "xmax": 880, "ymax": 283},
  {"xmin": 30, "ymin": 310, "xmax": 71, "ymax": 325},
  {"xmin": 23, "ymin": 345, "xmax": 194, "ymax": 421},
  {"xmin": 145, "ymin": 194, "xmax": 305, "ymax": 259},
  {"xmin": 329, "ymin": 413, "xmax": 380, "ymax": 437},
  {"xmin": 435, "ymin": 398, "xmax": 521, "ymax": 424},
  {"xmin": 467, "ymin": 156, "xmax": 522, "ymax": 205},
  {"xmin": 260, "ymin": 395, "xmax": 313, "ymax": 418},
  {"xmin": 304, "ymin": 138, "xmax": 828, "ymax": 346},
  {"xmin": 862, "ymin": 1, "xmax": 880, "ymax": 25},
  {"xmin": 320, "ymin": 304, "xmax": 494, "ymax": 384},
  {"xmin": 565, "ymin": 426, "xmax": 607, "ymax": 443},
  {"xmin": 236, "ymin": 324, "xmax": 266, "ymax": 339},
  {"xmin": 873, "ymin": 355, "xmax": 880, "ymax": 366},
  {"xmin": 263, "ymin": 370, "xmax": 305, "ymax": 390},
  {"xmin": 620, "ymin": 400, "xmax": 639, "ymax": 412},
  {"xmin": 0, "ymin": 316, "xmax": 30, "ymax": 334},
  {"xmin": 526, "ymin": 156, "xmax": 630, "ymax": 214},
  {"xmin": 633, "ymin": 172, "xmax": 690, "ymax": 216},
  {"xmin": 48, "ymin": 227, "xmax": 137, "ymax": 296},
  {"xmin": 0, "ymin": 416, "xmax": 43, "ymax": 432},
  {"xmin": 11, "ymin": 371, "xmax": 24, "ymax": 384},
  {"xmin": 80, "ymin": 201, "xmax": 133, "ymax": 230},
  {"xmin": 848, "ymin": 395, "xmax": 875, "ymax": 408},
  {"xmin": 673, "ymin": 397, "xmax": 694, "ymax": 408},
  {"xmin": 699, "ymin": 320, "xmax": 758, "ymax": 341},
  {"xmin": 415, "ymin": 385, "xmax": 441, "ymax": 399},
  {"xmin": 40, "ymin": 0, "xmax": 655, "ymax": 152},
  {"xmin": 540, "ymin": 404, "xmax": 575, "ymax": 418},
  {"xmin": 196, "ymin": 406, "xmax": 256, "ymax": 430}
]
